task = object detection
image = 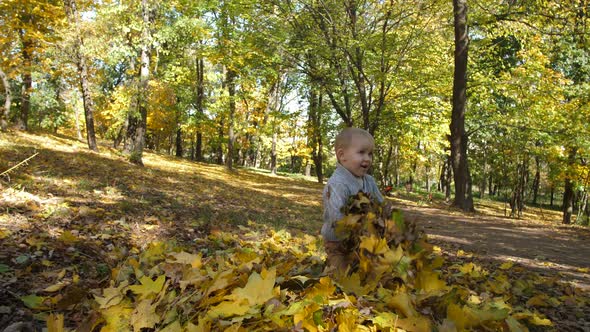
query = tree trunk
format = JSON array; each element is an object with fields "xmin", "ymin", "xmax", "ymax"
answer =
[
  {"xmin": 124, "ymin": 0, "xmax": 150, "ymax": 165},
  {"xmin": 226, "ymin": 68, "xmax": 236, "ymax": 170},
  {"xmin": 445, "ymin": 155, "xmax": 452, "ymax": 202},
  {"xmin": 195, "ymin": 57, "xmax": 204, "ymax": 161},
  {"xmin": 18, "ymin": 33, "xmax": 32, "ymax": 131},
  {"xmin": 65, "ymin": 0, "xmax": 98, "ymax": 151},
  {"xmin": 307, "ymin": 84, "xmax": 324, "ymax": 183},
  {"xmin": 383, "ymin": 136, "xmax": 394, "ymax": 186},
  {"xmin": 562, "ymin": 147, "xmax": 578, "ymax": 224},
  {"xmin": 450, "ymin": 0, "xmax": 475, "ymax": 212},
  {"xmin": 439, "ymin": 158, "xmax": 446, "ymax": 193},
  {"xmin": 271, "ymin": 126, "xmax": 277, "ymax": 175},
  {"xmin": 532, "ymin": 155, "xmax": 540, "ymax": 205},
  {"xmin": 577, "ymin": 190, "xmax": 588, "ymax": 223},
  {"xmin": 175, "ymin": 127, "xmax": 183, "ymax": 157},
  {"xmin": 550, "ymin": 184, "xmax": 554, "ymax": 207},
  {"xmin": 0, "ymin": 66, "xmax": 11, "ymax": 130},
  {"xmin": 216, "ymin": 119, "xmax": 224, "ymax": 164},
  {"xmin": 510, "ymin": 160, "xmax": 526, "ymax": 218}
]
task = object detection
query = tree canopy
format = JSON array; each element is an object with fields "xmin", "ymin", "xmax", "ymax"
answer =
[{"xmin": 0, "ymin": 0, "xmax": 589, "ymax": 223}]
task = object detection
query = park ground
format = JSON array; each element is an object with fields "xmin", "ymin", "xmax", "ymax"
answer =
[{"xmin": 1, "ymin": 131, "xmax": 589, "ymax": 330}]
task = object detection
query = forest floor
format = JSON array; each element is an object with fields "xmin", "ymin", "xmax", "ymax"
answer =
[
  {"xmin": 1, "ymin": 131, "xmax": 589, "ymax": 331},
  {"xmin": 390, "ymin": 195, "xmax": 590, "ymax": 290}
]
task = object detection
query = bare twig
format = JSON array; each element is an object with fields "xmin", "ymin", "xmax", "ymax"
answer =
[{"xmin": 0, "ymin": 152, "xmax": 39, "ymax": 179}]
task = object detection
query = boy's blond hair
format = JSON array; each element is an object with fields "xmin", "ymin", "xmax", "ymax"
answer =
[{"xmin": 334, "ymin": 128, "xmax": 374, "ymax": 160}]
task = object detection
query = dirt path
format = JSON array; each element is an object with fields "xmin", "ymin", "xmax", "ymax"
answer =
[{"xmin": 395, "ymin": 202, "xmax": 590, "ymax": 290}]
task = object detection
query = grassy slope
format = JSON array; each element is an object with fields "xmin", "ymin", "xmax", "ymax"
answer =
[{"xmin": 0, "ymin": 131, "xmax": 324, "ymax": 327}]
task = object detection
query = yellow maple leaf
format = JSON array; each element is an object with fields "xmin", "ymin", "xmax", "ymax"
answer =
[
  {"xmin": 140, "ymin": 241, "xmax": 166, "ymax": 264},
  {"xmin": 371, "ymin": 311, "xmax": 399, "ymax": 329},
  {"xmin": 129, "ymin": 275, "xmax": 166, "ymax": 300},
  {"xmin": 385, "ymin": 289, "xmax": 418, "ymax": 318},
  {"xmin": 47, "ymin": 313, "xmax": 64, "ymax": 332},
  {"xmin": 293, "ymin": 301, "xmax": 321, "ymax": 332},
  {"xmin": 396, "ymin": 316, "xmax": 432, "ymax": 332},
  {"xmin": 335, "ymin": 214, "xmax": 363, "ymax": 239},
  {"xmin": 94, "ymin": 281, "xmax": 128, "ymax": 309},
  {"xmin": 207, "ymin": 300, "xmax": 251, "ymax": 318},
  {"xmin": 337, "ymin": 272, "xmax": 373, "ymax": 296},
  {"xmin": 359, "ymin": 235, "xmax": 389, "ymax": 255},
  {"xmin": 59, "ymin": 231, "xmax": 78, "ymax": 244},
  {"xmin": 184, "ymin": 318, "xmax": 211, "ymax": 332},
  {"xmin": 335, "ymin": 308, "xmax": 358, "ymax": 332},
  {"xmin": 159, "ymin": 320, "xmax": 182, "ymax": 332},
  {"xmin": 167, "ymin": 251, "xmax": 202, "ymax": 268},
  {"xmin": 306, "ymin": 277, "xmax": 335, "ymax": 301},
  {"xmin": 100, "ymin": 302, "xmax": 133, "ymax": 332},
  {"xmin": 228, "ymin": 267, "xmax": 277, "ymax": 306},
  {"xmin": 415, "ymin": 269, "xmax": 447, "ymax": 293},
  {"xmin": 205, "ymin": 269, "xmax": 235, "ymax": 296},
  {"xmin": 130, "ymin": 299, "xmax": 160, "ymax": 332}
]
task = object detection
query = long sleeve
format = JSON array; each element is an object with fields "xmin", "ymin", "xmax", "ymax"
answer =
[{"xmin": 321, "ymin": 182, "xmax": 350, "ymax": 241}]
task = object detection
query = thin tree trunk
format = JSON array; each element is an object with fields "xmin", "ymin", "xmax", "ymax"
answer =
[
  {"xmin": 226, "ymin": 68, "xmax": 236, "ymax": 170},
  {"xmin": 450, "ymin": 0, "xmax": 475, "ymax": 212},
  {"xmin": 383, "ymin": 136, "xmax": 393, "ymax": 186},
  {"xmin": 0, "ymin": 66, "xmax": 11, "ymax": 130},
  {"xmin": 510, "ymin": 160, "xmax": 526, "ymax": 218},
  {"xmin": 445, "ymin": 155, "xmax": 452, "ymax": 202},
  {"xmin": 532, "ymin": 156, "xmax": 541, "ymax": 205},
  {"xmin": 124, "ymin": 0, "xmax": 150, "ymax": 165},
  {"xmin": 18, "ymin": 33, "xmax": 32, "ymax": 131},
  {"xmin": 562, "ymin": 147, "xmax": 578, "ymax": 224},
  {"xmin": 195, "ymin": 57, "xmax": 204, "ymax": 161},
  {"xmin": 175, "ymin": 127, "xmax": 183, "ymax": 157},
  {"xmin": 271, "ymin": 126, "xmax": 277, "ymax": 175},
  {"xmin": 216, "ymin": 119, "xmax": 224, "ymax": 164},
  {"xmin": 65, "ymin": 0, "xmax": 98, "ymax": 151}
]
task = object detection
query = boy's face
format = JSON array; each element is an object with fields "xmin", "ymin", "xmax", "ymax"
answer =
[{"xmin": 337, "ymin": 135, "xmax": 374, "ymax": 177}]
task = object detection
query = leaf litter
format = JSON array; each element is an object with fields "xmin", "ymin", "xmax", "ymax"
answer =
[{"xmin": 0, "ymin": 131, "xmax": 589, "ymax": 331}]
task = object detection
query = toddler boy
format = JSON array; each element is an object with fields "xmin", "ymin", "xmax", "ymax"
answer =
[{"xmin": 322, "ymin": 127, "xmax": 383, "ymax": 272}]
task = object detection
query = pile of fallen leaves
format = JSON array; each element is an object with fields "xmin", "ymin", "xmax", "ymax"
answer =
[{"xmin": 27, "ymin": 192, "xmax": 577, "ymax": 332}]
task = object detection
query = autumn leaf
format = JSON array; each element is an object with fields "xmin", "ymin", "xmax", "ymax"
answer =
[
  {"xmin": 337, "ymin": 272, "xmax": 373, "ymax": 296},
  {"xmin": 167, "ymin": 251, "xmax": 202, "ymax": 268},
  {"xmin": 396, "ymin": 316, "xmax": 432, "ymax": 332},
  {"xmin": 59, "ymin": 231, "xmax": 78, "ymax": 244},
  {"xmin": 21, "ymin": 295, "xmax": 49, "ymax": 310},
  {"xmin": 94, "ymin": 281, "xmax": 128, "ymax": 309},
  {"xmin": 129, "ymin": 275, "xmax": 166, "ymax": 300},
  {"xmin": 130, "ymin": 299, "xmax": 160, "ymax": 332},
  {"xmin": 227, "ymin": 267, "xmax": 277, "ymax": 306},
  {"xmin": 415, "ymin": 269, "xmax": 448, "ymax": 293},
  {"xmin": 371, "ymin": 311, "xmax": 399, "ymax": 329},
  {"xmin": 47, "ymin": 313, "xmax": 64, "ymax": 332},
  {"xmin": 100, "ymin": 302, "xmax": 134, "ymax": 332},
  {"xmin": 43, "ymin": 281, "xmax": 69, "ymax": 293}
]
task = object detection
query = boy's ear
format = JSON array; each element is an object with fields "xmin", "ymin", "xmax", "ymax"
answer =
[{"xmin": 336, "ymin": 148, "xmax": 344, "ymax": 161}]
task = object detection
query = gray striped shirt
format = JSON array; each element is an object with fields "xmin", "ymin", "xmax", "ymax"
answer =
[{"xmin": 321, "ymin": 163, "xmax": 384, "ymax": 241}]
